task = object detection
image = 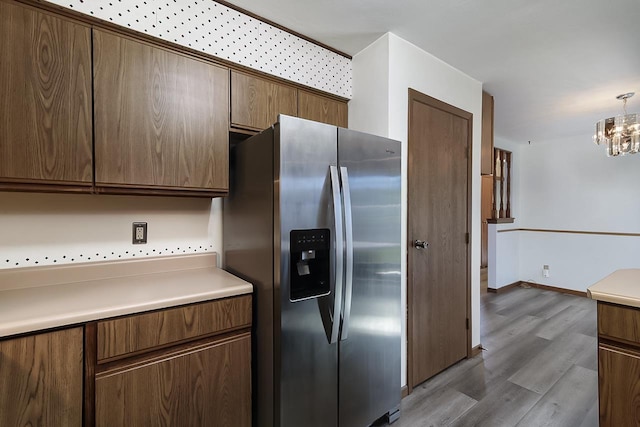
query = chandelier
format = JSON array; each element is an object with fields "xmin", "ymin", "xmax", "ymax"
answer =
[{"xmin": 593, "ymin": 92, "xmax": 640, "ymax": 156}]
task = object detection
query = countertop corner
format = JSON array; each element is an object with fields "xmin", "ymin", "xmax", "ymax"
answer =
[{"xmin": 587, "ymin": 269, "xmax": 640, "ymax": 308}]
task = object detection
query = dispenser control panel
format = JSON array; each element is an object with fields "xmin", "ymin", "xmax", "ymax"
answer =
[{"xmin": 290, "ymin": 229, "xmax": 330, "ymax": 301}]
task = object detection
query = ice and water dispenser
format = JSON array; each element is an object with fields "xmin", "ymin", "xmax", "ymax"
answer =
[{"xmin": 289, "ymin": 229, "xmax": 330, "ymax": 301}]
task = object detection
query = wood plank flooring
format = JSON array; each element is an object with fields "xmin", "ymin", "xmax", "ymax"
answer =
[{"xmin": 379, "ymin": 285, "xmax": 598, "ymax": 426}]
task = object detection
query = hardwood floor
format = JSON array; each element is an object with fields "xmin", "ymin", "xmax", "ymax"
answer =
[{"xmin": 382, "ymin": 286, "xmax": 598, "ymax": 426}]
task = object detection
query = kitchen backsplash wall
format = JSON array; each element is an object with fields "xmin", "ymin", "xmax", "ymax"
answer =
[
  {"xmin": 0, "ymin": 192, "xmax": 221, "ymax": 270},
  {"xmin": 42, "ymin": 0, "xmax": 353, "ymax": 98}
]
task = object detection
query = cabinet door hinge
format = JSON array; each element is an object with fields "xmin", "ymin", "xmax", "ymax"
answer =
[
  {"xmin": 465, "ymin": 232, "xmax": 470, "ymax": 244},
  {"xmin": 466, "ymin": 318, "xmax": 470, "ymax": 330}
]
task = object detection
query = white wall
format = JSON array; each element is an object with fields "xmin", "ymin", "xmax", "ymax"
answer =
[
  {"xmin": 350, "ymin": 33, "xmax": 483, "ymax": 388},
  {"xmin": 489, "ymin": 226, "xmax": 520, "ymax": 288},
  {"xmin": 518, "ymin": 231, "xmax": 639, "ymax": 290},
  {"xmin": 349, "ymin": 35, "xmax": 390, "ymax": 137},
  {"xmin": 491, "ymin": 133, "xmax": 640, "ymax": 291},
  {"xmin": 517, "ymin": 134, "xmax": 640, "ymax": 290},
  {"xmin": 0, "ymin": 192, "xmax": 220, "ymax": 269},
  {"xmin": 519, "ymin": 135, "xmax": 640, "ymax": 232}
]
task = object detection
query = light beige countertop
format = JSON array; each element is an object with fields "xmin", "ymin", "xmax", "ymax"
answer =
[
  {"xmin": 587, "ymin": 269, "xmax": 640, "ymax": 308},
  {"xmin": 0, "ymin": 253, "xmax": 252, "ymax": 338}
]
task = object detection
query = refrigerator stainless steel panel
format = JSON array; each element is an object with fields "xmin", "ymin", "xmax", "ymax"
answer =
[
  {"xmin": 224, "ymin": 115, "xmax": 401, "ymax": 427},
  {"xmin": 276, "ymin": 116, "xmax": 339, "ymax": 427},
  {"xmin": 337, "ymin": 128, "xmax": 402, "ymax": 427}
]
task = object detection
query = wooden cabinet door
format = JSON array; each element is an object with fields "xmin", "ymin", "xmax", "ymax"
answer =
[
  {"xmin": 0, "ymin": 2, "xmax": 92, "ymax": 188},
  {"xmin": 599, "ymin": 345, "xmax": 640, "ymax": 426},
  {"xmin": 481, "ymin": 91, "xmax": 494, "ymax": 175},
  {"xmin": 481, "ymin": 175, "xmax": 493, "ymax": 267},
  {"xmin": 0, "ymin": 327, "xmax": 83, "ymax": 426},
  {"xmin": 93, "ymin": 30, "xmax": 229, "ymax": 193},
  {"xmin": 96, "ymin": 334, "xmax": 251, "ymax": 427},
  {"xmin": 298, "ymin": 90, "xmax": 348, "ymax": 127},
  {"xmin": 230, "ymin": 70, "xmax": 297, "ymax": 131}
]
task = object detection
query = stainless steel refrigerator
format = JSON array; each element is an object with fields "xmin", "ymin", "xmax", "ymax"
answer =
[{"xmin": 224, "ymin": 115, "xmax": 401, "ymax": 427}]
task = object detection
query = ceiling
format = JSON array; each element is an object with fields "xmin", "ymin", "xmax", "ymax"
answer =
[{"xmin": 227, "ymin": 0, "xmax": 640, "ymax": 143}]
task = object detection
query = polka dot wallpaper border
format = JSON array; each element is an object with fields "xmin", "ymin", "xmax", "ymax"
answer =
[
  {"xmin": 1, "ymin": 242, "xmax": 215, "ymax": 269},
  {"xmin": 46, "ymin": 0, "xmax": 353, "ymax": 98}
]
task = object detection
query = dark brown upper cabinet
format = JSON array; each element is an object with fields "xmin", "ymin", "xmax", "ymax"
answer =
[
  {"xmin": 93, "ymin": 30, "xmax": 229, "ymax": 196},
  {"xmin": 230, "ymin": 70, "xmax": 297, "ymax": 132},
  {"xmin": 0, "ymin": 2, "xmax": 92, "ymax": 191},
  {"xmin": 298, "ymin": 89, "xmax": 348, "ymax": 128},
  {"xmin": 1, "ymin": 1, "xmax": 350, "ymax": 198},
  {"xmin": 481, "ymin": 91, "xmax": 494, "ymax": 175}
]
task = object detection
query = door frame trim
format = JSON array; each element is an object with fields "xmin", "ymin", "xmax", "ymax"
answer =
[{"xmin": 406, "ymin": 88, "xmax": 473, "ymax": 395}]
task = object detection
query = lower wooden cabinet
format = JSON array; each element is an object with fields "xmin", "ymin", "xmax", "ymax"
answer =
[
  {"xmin": 597, "ymin": 301, "xmax": 640, "ymax": 426},
  {"xmin": 0, "ymin": 296, "xmax": 251, "ymax": 427},
  {"xmin": 0, "ymin": 327, "xmax": 83, "ymax": 426},
  {"xmin": 95, "ymin": 333, "xmax": 251, "ymax": 427},
  {"xmin": 598, "ymin": 345, "xmax": 640, "ymax": 426},
  {"xmin": 91, "ymin": 295, "xmax": 252, "ymax": 427}
]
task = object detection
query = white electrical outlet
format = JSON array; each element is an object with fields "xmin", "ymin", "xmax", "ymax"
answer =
[
  {"xmin": 543, "ymin": 264, "xmax": 550, "ymax": 278},
  {"xmin": 132, "ymin": 222, "xmax": 147, "ymax": 244}
]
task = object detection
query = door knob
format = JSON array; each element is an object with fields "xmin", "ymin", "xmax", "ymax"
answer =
[{"xmin": 414, "ymin": 240, "xmax": 428, "ymax": 249}]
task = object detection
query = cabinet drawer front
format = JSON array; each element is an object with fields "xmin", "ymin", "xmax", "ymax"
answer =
[
  {"xmin": 598, "ymin": 302, "xmax": 640, "ymax": 345},
  {"xmin": 96, "ymin": 334, "xmax": 251, "ymax": 427},
  {"xmin": 97, "ymin": 295, "xmax": 251, "ymax": 361}
]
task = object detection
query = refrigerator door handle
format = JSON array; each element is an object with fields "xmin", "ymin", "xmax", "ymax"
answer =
[
  {"xmin": 329, "ymin": 165, "xmax": 344, "ymax": 344},
  {"xmin": 339, "ymin": 166, "xmax": 354, "ymax": 341}
]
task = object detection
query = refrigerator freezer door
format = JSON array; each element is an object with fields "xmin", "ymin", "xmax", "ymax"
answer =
[
  {"xmin": 337, "ymin": 128, "xmax": 402, "ymax": 427},
  {"xmin": 276, "ymin": 115, "xmax": 339, "ymax": 427}
]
